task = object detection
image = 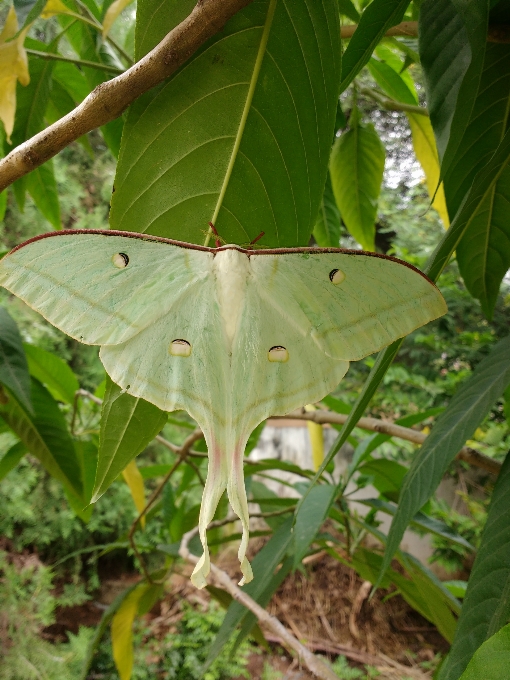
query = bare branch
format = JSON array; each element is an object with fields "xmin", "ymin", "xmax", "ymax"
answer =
[
  {"xmin": 274, "ymin": 409, "xmax": 502, "ymax": 475},
  {"xmin": 0, "ymin": 0, "xmax": 254, "ymax": 192},
  {"xmin": 341, "ymin": 20, "xmax": 510, "ymax": 43},
  {"xmin": 179, "ymin": 529, "xmax": 340, "ymax": 680}
]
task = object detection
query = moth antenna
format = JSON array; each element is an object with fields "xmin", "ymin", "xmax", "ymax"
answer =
[
  {"xmin": 249, "ymin": 231, "xmax": 265, "ymax": 246},
  {"xmin": 208, "ymin": 221, "xmax": 221, "ymax": 248}
]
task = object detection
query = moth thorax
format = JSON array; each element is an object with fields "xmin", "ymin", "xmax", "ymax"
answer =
[{"xmin": 213, "ymin": 248, "xmax": 250, "ymax": 347}]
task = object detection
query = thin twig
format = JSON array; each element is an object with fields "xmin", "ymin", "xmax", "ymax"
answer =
[
  {"xmin": 128, "ymin": 429, "xmax": 203, "ymax": 583},
  {"xmin": 0, "ymin": 0, "xmax": 254, "ymax": 191},
  {"xmin": 340, "ymin": 20, "xmax": 510, "ymax": 43},
  {"xmin": 360, "ymin": 86, "xmax": 428, "ymax": 116},
  {"xmin": 179, "ymin": 530, "xmax": 340, "ymax": 680},
  {"xmin": 26, "ymin": 48, "xmax": 124, "ymax": 74},
  {"xmin": 273, "ymin": 409, "xmax": 502, "ymax": 475}
]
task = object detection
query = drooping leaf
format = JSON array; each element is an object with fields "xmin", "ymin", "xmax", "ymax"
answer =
[
  {"xmin": 452, "ymin": 43, "xmax": 510, "ymax": 319},
  {"xmin": 24, "ymin": 343, "xmax": 79, "ymax": 405},
  {"xmin": 457, "ymin": 624, "xmax": 510, "ymax": 680},
  {"xmin": 293, "ymin": 484, "xmax": 336, "ymax": 567},
  {"xmin": 357, "ymin": 459, "xmax": 408, "ymax": 501},
  {"xmin": 381, "ymin": 334, "xmax": 510, "ymax": 586},
  {"xmin": 439, "ymin": 452, "xmax": 510, "ymax": 680},
  {"xmin": 122, "ymin": 458, "xmax": 146, "ymax": 528},
  {"xmin": 92, "ymin": 376, "xmax": 167, "ymax": 502},
  {"xmin": 0, "ymin": 378, "xmax": 83, "ymax": 497},
  {"xmin": 110, "ymin": 0, "xmax": 341, "ymax": 246},
  {"xmin": 337, "ymin": 0, "xmax": 360, "ymax": 22},
  {"xmin": 102, "ymin": 0, "xmax": 135, "ymax": 38},
  {"xmin": 111, "ymin": 582, "xmax": 152, "ymax": 680},
  {"xmin": 0, "ymin": 7, "xmax": 30, "ymax": 143},
  {"xmin": 313, "ymin": 173, "xmax": 342, "ymax": 247},
  {"xmin": 14, "ymin": 0, "xmax": 45, "ymax": 27},
  {"xmin": 0, "ymin": 440, "xmax": 27, "ymax": 480},
  {"xmin": 419, "ymin": 0, "xmax": 488, "ymax": 174},
  {"xmin": 0, "ymin": 306, "xmax": 33, "ymax": 413},
  {"xmin": 329, "ymin": 113, "xmax": 385, "ymax": 250},
  {"xmin": 340, "ymin": 0, "xmax": 411, "ymax": 92}
]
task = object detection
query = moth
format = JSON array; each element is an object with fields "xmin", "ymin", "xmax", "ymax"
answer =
[{"xmin": 0, "ymin": 229, "xmax": 447, "ymax": 588}]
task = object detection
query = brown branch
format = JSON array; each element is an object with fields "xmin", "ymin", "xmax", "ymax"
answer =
[
  {"xmin": 179, "ymin": 529, "xmax": 340, "ymax": 680},
  {"xmin": 341, "ymin": 20, "xmax": 510, "ymax": 43},
  {"xmin": 0, "ymin": 0, "xmax": 254, "ymax": 192},
  {"xmin": 273, "ymin": 409, "xmax": 502, "ymax": 475}
]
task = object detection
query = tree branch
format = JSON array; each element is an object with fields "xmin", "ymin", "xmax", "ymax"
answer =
[
  {"xmin": 360, "ymin": 86, "xmax": 428, "ymax": 116},
  {"xmin": 0, "ymin": 0, "xmax": 254, "ymax": 192},
  {"xmin": 273, "ymin": 409, "xmax": 502, "ymax": 475},
  {"xmin": 340, "ymin": 21, "xmax": 510, "ymax": 43},
  {"xmin": 179, "ymin": 528, "xmax": 340, "ymax": 680}
]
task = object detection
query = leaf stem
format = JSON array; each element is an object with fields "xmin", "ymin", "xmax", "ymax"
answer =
[{"xmin": 26, "ymin": 48, "xmax": 124, "ymax": 74}]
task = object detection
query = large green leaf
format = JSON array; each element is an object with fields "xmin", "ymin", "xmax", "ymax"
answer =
[
  {"xmin": 24, "ymin": 343, "xmax": 79, "ymax": 405},
  {"xmin": 313, "ymin": 173, "xmax": 342, "ymax": 247},
  {"xmin": 457, "ymin": 624, "xmax": 510, "ymax": 680},
  {"xmin": 329, "ymin": 112, "xmax": 385, "ymax": 250},
  {"xmin": 92, "ymin": 376, "xmax": 167, "ymax": 502},
  {"xmin": 0, "ymin": 441, "xmax": 27, "ymax": 481},
  {"xmin": 293, "ymin": 483, "xmax": 336, "ymax": 567},
  {"xmin": 110, "ymin": 0, "xmax": 341, "ymax": 246},
  {"xmin": 419, "ymin": 0, "xmax": 488, "ymax": 174},
  {"xmin": 0, "ymin": 378, "xmax": 83, "ymax": 498},
  {"xmin": 0, "ymin": 307, "xmax": 33, "ymax": 413},
  {"xmin": 439, "ymin": 452, "xmax": 510, "ymax": 680},
  {"xmin": 452, "ymin": 43, "xmax": 510, "ymax": 319},
  {"xmin": 205, "ymin": 517, "xmax": 293, "ymax": 668},
  {"xmin": 381, "ymin": 334, "xmax": 510, "ymax": 585},
  {"xmin": 340, "ymin": 0, "xmax": 411, "ymax": 93},
  {"xmin": 10, "ymin": 45, "xmax": 61, "ymax": 228}
]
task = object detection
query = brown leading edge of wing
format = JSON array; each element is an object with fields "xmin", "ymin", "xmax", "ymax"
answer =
[{"xmin": 5, "ymin": 229, "xmax": 437, "ymax": 288}]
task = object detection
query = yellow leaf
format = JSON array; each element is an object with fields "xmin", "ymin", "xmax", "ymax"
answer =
[
  {"xmin": 111, "ymin": 583, "xmax": 151, "ymax": 680},
  {"xmin": 0, "ymin": 7, "xmax": 30, "ymax": 143},
  {"xmin": 408, "ymin": 113, "xmax": 450, "ymax": 228},
  {"xmin": 305, "ymin": 404, "xmax": 324, "ymax": 471},
  {"xmin": 41, "ymin": 0, "xmax": 75, "ymax": 19},
  {"xmin": 122, "ymin": 459, "xmax": 146, "ymax": 529},
  {"xmin": 102, "ymin": 0, "xmax": 135, "ymax": 39}
]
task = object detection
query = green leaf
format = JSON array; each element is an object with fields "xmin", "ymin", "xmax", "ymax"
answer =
[
  {"xmin": 0, "ymin": 378, "xmax": 83, "ymax": 498},
  {"xmin": 24, "ymin": 343, "xmax": 79, "ymax": 404},
  {"xmin": 110, "ymin": 0, "xmax": 341, "ymax": 246},
  {"xmin": 0, "ymin": 306, "xmax": 33, "ymax": 414},
  {"xmin": 329, "ymin": 116, "xmax": 385, "ymax": 250},
  {"xmin": 452, "ymin": 43, "xmax": 510, "ymax": 319},
  {"xmin": 0, "ymin": 441, "xmax": 27, "ymax": 481},
  {"xmin": 337, "ymin": 0, "xmax": 360, "ymax": 22},
  {"xmin": 439, "ymin": 452, "xmax": 510, "ymax": 680},
  {"xmin": 457, "ymin": 624, "xmax": 510, "ymax": 680},
  {"xmin": 10, "ymin": 48, "xmax": 61, "ymax": 228},
  {"xmin": 357, "ymin": 459, "xmax": 408, "ymax": 500},
  {"xmin": 92, "ymin": 376, "xmax": 167, "ymax": 502},
  {"xmin": 340, "ymin": 0, "xmax": 411, "ymax": 92},
  {"xmin": 313, "ymin": 173, "xmax": 342, "ymax": 247},
  {"xmin": 205, "ymin": 517, "xmax": 293, "ymax": 668},
  {"xmin": 13, "ymin": 0, "xmax": 46, "ymax": 30},
  {"xmin": 381, "ymin": 334, "xmax": 510, "ymax": 586},
  {"xmin": 74, "ymin": 439, "xmax": 98, "ymax": 507},
  {"xmin": 293, "ymin": 484, "xmax": 336, "ymax": 567},
  {"xmin": 419, "ymin": 0, "xmax": 488, "ymax": 173},
  {"xmin": 368, "ymin": 57, "xmax": 418, "ymax": 105}
]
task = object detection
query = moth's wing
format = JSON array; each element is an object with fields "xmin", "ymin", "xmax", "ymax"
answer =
[
  {"xmin": 249, "ymin": 251, "xmax": 447, "ymax": 361},
  {"xmin": 0, "ymin": 232, "xmax": 213, "ymax": 345},
  {"xmin": 99, "ymin": 284, "xmax": 233, "ymax": 589}
]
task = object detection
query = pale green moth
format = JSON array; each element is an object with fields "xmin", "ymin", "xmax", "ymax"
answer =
[{"xmin": 0, "ymin": 229, "xmax": 447, "ymax": 588}]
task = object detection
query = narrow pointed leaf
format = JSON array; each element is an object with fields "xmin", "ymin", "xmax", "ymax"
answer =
[
  {"xmin": 110, "ymin": 0, "xmax": 341, "ymax": 246},
  {"xmin": 381, "ymin": 334, "xmax": 510, "ymax": 585},
  {"xmin": 340, "ymin": 0, "xmax": 411, "ymax": 93},
  {"xmin": 111, "ymin": 582, "xmax": 152, "ymax": 680},
  {"xmin": 439, "ymin": 452, "xmax": 510, "ymax": 680},
  {"xmin": 0, "ymin": 441, "xmax": 27, "ymax": 480},
  {"xmin": 92, "ymin": 376, "xmax": 167, "ymax": 502},
  {"xmin": 24, "ymin": 343, "xmax": 79, "ymax": 404},
  {"xmin": 330, "ymin": 120, "xmax": 385, "ymax": 250},
  {"xmin": 293, "ymin": 484, "xmax": 335, "ymax": 567},
  {"xmin": 0, "ymin": 306, "xmax": 33, "ymax": 413},
  {"xmin": 122, "ymin": 458, "xmax": 146, "ymax": 528}
]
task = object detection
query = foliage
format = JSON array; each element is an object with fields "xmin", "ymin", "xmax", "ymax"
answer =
[{"xmin": 1, "ymin": 0, "xmax": 510, "ymax": 678}]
